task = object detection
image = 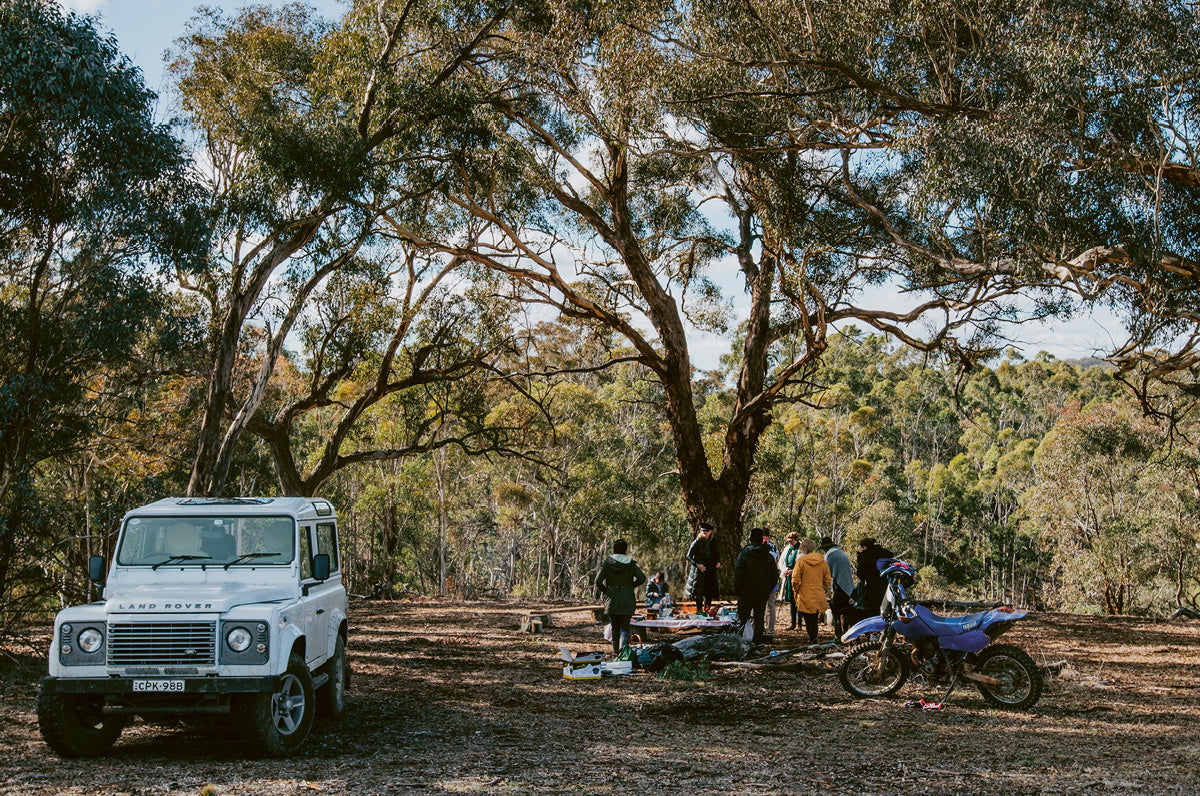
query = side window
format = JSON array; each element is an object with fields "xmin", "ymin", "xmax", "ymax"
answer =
[
  {"xmin": 299, "ymin": 525, "xmax": 313, "ymax": 580},
  {"xmin": 316, "ymin": 522, "xmax": 339, "ymax": 573}
]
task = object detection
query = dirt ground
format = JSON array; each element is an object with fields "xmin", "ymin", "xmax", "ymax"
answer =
[{"xmin": 2, "ymin": 600, "xmax": 1199, "ymax": 795}]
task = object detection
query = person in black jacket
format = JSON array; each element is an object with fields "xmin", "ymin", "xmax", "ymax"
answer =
[
  {"xmin": 646, "ymin": 571, "xmax": 669, "ymax": 610},
  {"xmin": 734, "ymin": 527, "xmax": 779, "ymax": 644},
  {"xmin": 685, "ymin": 523, "xmax": 721, "ymax": 611},
  {"xmin": 855, "ymin": 537, "xmax": 895, "ymax": 618}
]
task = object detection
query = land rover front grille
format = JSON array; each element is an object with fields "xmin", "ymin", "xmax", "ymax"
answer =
[{"xmin": 107, "ymin": 622, "xmax": 217, "ymax": 666}]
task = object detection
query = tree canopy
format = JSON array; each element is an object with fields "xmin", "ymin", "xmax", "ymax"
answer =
[
  {"xmin": 4, "ymin": 0, "xmax": 1200, "ymax": 623},
  {"xmin": 0, "ymin": 0, "xmax": 203, "ymax": 623}
]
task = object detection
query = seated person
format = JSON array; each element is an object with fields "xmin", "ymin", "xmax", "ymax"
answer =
[
  {"xmin": 164, "ymin": 522, "xmax": 204, "ymax": 557},
  {"xmin": 646, "ymin": 571, "xmax": 670, "ymax": 609}
]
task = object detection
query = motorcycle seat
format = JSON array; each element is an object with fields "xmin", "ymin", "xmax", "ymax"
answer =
[{"xmin": 912, "ymin": 605, "xmax": 996, "ymax": 636}]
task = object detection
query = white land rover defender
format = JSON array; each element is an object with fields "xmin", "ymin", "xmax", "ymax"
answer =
[{"xmin": 37, "ymin": 497, "xmax": 349, "ymax": 758}]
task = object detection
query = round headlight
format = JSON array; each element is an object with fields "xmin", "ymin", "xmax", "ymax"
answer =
[
  {"xmin": 77, "ymin": 627, "xmax": 103, "ymax": 654},
  {"xmin": 61, "ymin": 623, "xmax": 73, "ymax": 636},
  {"xmin": 226, "ymin": 626, "xmax": 252, "ymax": 652}
]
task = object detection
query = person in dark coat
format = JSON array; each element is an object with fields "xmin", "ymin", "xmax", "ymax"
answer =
[
  {"xmin": 684, "ymin": 523, "xmax": 721, "ymax": 611},
  {"xmin": 646, "ymin": 571, "xmax": 669, "ymax": 609},
  {"xmin": 734, "ymin": 527, "xmax": 778, "ymax": 644},
  {"xmin": 595, "ymin": 539, "xmax": 647, "ymax": 653},
  {"xmin": 855, "ymin": 537, "xmax": 895, "ymax": 618}
]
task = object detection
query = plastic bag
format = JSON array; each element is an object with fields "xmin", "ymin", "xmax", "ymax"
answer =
[{"xmin": 636, "ymin": 641, "xmax": 683, "ymax": 672}]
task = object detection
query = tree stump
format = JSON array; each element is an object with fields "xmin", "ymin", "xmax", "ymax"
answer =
[{"xmin": 521, "ymin": 614, "xmax": 551, "ymax": 633}]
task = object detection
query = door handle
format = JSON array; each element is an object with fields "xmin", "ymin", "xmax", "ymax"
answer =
[{"xmin": 316, "ymin": 609, "xmax": 325, "ymax": 614}]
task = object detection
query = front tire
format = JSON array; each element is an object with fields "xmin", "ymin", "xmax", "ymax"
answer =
[
  {"xmin": 317, "ymin": 636, "xmax": 348, "ymax": 718},
  {"xmin": 838, "ymin": 639, "xmax": 910, "ymax": 698},
  {"xmin": 37, "ymin": 689, "xmax": 126, "ymax": 757},
  {"xmin": 973, "ymin": 643, "xmax": 1043, "ymax": 710},
  {"xmin": 240, "ymin": 653, "xmax": 315, "ymax": 757}
]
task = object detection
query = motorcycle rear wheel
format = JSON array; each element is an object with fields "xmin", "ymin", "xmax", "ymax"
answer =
[
  {"xmin": 973, "ymin": 643, "xmax": 1042, "ymax": 710},
  {"xmin": 838, "ymin": 639, "xmax": 910, "ymax": 698}
]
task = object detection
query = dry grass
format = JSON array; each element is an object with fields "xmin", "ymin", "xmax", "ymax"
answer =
[{"xmin": 1, "ymin": 603, "xmax": 1198, "ymax": 794}]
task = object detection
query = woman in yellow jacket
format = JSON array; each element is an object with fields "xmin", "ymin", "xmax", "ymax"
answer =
[{"xmin": 790, "ymin": 538, "xmax": 832, "ymax": 644}]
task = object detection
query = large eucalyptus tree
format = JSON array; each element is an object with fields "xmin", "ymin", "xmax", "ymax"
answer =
[{"xmin": 411, "ymin": 0, "xmax": 1200, "ymax": 572}]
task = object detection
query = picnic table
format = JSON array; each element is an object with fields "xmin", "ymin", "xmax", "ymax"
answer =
[{"xmin": 630, "ymin": 617, "xmax": 735, "ymax": 630}]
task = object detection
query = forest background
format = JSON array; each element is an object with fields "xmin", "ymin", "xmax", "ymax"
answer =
[{"xmin": 4, "ymin": 0, "xmax": 1200, "ymax": 639}]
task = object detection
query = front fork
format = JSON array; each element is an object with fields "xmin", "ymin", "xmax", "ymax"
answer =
[{"xmin": 876, "ymin": 625, "xmax": 897, "ymax": 678}]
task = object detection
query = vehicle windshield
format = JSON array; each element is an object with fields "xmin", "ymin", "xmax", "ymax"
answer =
[{"xmin": 116, "ymin": 515, "xmax": 295, "ymax": 567}]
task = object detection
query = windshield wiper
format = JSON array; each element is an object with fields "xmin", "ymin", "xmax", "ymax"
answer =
[
  {"xmin": 151, "ymin": 554, "xmax": 212, "ymax": 571},
  {"xmin": 223, "ymin": 552, "xmax": 281, "ymax": 570}
]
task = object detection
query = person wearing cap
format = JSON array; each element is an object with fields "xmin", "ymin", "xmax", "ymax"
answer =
[
  {"xmin": 790, "ymin": 538, "xmax": 832, "ymax": 644},
  {"xmin": 734, "ymin": 527, "xmax": 778, "ymax": 645},
  {"xmin": 685, "ymin": 522, "xmax": 721, "ymax": 612},
  {"xmin": 820, "ymin": 535, "xmax": 854, "ymax": 640},
  {"xmin": 779, "ymin": 532, "xmax": 802, "ymax": 630}
]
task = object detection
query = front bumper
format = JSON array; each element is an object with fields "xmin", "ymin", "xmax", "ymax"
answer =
[{"xmin": 40, "ymin": 675, "xmax": 282, "ymax": 696}]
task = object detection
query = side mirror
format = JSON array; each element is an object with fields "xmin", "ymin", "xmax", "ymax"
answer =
[
  {"xmin": 88, "ymin": 555, "xmax": 106, "ymax": 584},
  {"xmin": 312, "ymin": 553, "xmax": 330, "ymax": 582}
]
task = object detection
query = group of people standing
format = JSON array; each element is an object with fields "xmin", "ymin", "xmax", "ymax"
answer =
[
  {"xmin": 592, "ymin": 525, "xmax": 895, "ymax": 653},
  {"xmin": 696, "ymin": 525, "xmax": 896, "ymax": 646}
]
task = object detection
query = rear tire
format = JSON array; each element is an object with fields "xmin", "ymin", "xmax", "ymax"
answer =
[
  {"xmin": 317, "ymin": 636, "xmax": 347, "ymax": 718},
  {"xmin": 37, "ymin": 689, "xmax": 126, "ymax": 757},
  {"xmin": 974, "ymin": 643, "xmax": 1042, "ymax": 710},
  {"xmin": 240, "ymin": 653, "xmax": 315, "ymax": 757},
  {"xmin": 838, "ymin": 639, "xmax": 910, "ymax": 698}
]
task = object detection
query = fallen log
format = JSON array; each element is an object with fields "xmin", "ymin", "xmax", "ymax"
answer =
[
  {"xmin": 520, "ymin": 604, "xmax": 605, "ymax": 632},
  {"xmin": 524, "ymin": 604, "xmax": 604, "ymax": 617},
  {"xmin": 710, "ymin": 660, "xmax": 836, "ymax": 675},
  {"xmin": 746, "ymin": 648, "xmax": 800, "ymax": 664},
  {"xmin": 1168, "ymin": 605, "xmax": 1200, "ymax": 621}
]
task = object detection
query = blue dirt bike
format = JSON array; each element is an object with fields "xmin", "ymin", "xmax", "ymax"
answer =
[{"xmin": 838, "ymin": 559, "xmax": 1042, "ymax": 709}]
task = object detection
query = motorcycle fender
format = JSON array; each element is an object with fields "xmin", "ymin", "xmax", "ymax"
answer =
[{"xmin": 841, "ymin": 615, "xmax": 887, "ymax": 643}]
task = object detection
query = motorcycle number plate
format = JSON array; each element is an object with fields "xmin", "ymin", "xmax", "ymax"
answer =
[{"xmin": 132, "ymin": 679, "xmax": 185, "ymax": 693}]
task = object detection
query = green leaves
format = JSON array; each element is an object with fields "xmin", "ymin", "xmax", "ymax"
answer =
[{"xmin": 0, "ymin": 0, "xmax": 204, "ymax": 615}]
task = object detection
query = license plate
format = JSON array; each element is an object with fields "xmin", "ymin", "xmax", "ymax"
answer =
[{"xmin": 132, "ymin": 679, "xmax": 185, "ymax": 693}]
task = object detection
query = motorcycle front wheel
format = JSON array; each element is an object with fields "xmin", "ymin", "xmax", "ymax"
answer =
[
  {"xmin": 973, "ymin": 643, "xmax": 1043, "ymax": 710},
  {"xmin": 838, "ymin": 639, "xmax": 910, "ymax": 698}
]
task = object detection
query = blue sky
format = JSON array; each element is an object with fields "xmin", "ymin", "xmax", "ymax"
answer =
[
  {"xmin": 59, "ymin": 0, "xmax": 1129, "ymax": 366},
  {"xmin": 60, "ymin": 0, "xmax": 345, "ymax": 95}
]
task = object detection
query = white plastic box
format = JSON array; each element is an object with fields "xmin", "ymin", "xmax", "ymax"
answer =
[{"xmin": 562, "ymin": 663, "xmax": 602, "ymax": 679}]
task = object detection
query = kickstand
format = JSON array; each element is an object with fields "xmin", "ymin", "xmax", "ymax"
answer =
[{"xmin": 924, "ymin": 667, "xmax": 962, "ymax": 710}]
